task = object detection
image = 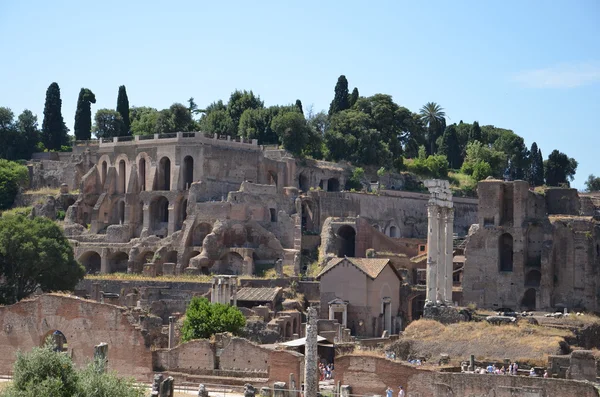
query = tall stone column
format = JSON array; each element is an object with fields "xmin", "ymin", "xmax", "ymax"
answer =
[
  {"xmin": 426, "ymin": 205, "xmax": 439, "ymax": 304},
  {"xmin": 436, "ymin": 208, "xmax": 446, "ymax": 303},
  {"xmin": 304, "ymin": 307, "xmax": 318, "ymax": 397},
  {"xmin": 445, "ymin": 208, "xmax": 454, "ymax": 304}
]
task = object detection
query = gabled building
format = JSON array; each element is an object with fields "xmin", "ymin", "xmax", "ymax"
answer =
[{"xmin": 317, "ymin": 257, "xmax": 402, "ymax": 338}]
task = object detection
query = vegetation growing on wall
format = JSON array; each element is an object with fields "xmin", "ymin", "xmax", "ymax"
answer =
[{"xmin": 181, "ymin": 296, "xmax": 246, "ymax": 341}]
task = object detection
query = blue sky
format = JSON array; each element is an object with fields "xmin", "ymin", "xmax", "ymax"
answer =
[{"xmin": 1, "ymin": 1, "xmax": 598, "ymax": 189}]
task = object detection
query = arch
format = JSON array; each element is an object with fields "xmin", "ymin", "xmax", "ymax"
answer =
[
  {"xmin": 525, "ymin": 270, "xmax": 541, "ymax": 287},
  {"xmin": 118, "ymin": 159, "xmax": 126, "ymax": 193},
  {"xmin": 78, "ymin": 251, "xmax": 101, "ymax": 274},
  {"xmin": 526, "ymin": 225, "xmax": 543, "ymax": 267},
  {"xmin": 137, "ymin": 250, "xmax": 155, "ymax": 265},
  {"xmin": 337, "ymin": 225, "xmax": 356, "ymax": 257},
  {"xmin": 193, "ymin": 223, "xmax": 212, "ymax": 246},
  {"xmin": 150, "ymin": 196, "xmax": 169, "ymax": 234},
  {"xmin": 372, "ymin": 224, "xmax": 381, "ymax": 232},
  {"xmin": 183, "ymin": 155, "xmax": 194, "ymax": 190},
  {"xmin": 118, "ymin": 200, "xmax": 125, "ymax": 224},
  {"xmin": 499, "ymin": 233, "xmax": 514, "ymax": 272},
  {"xmin": 268, "ymin": 170, "xmax": 278, "ymax": 186},
  {"xmin": 285, "ymin": 321, "xmax": 292, "ymax": 338},
  {"xmin": 164, "ymin": 250, "xmax": 178, "ymax": 264},
  {"xmin": 42, "ymin": 330, "xmax": 68, "ymax": 352},
  {"xmin": 521, "ymin": 288, "xmax": 536, "ymax": 310},
  {"xmin": 109, "ymin": 251, "xmax": 129, "ymax": 273},
  {"xmin": 139, "ymin": 157, "xmax": 147, "ymax": 191},
  {"xmin": 389, "ymin": 226, "xmax": 399, "ymax": 238},
  {"xmin": 155, "ymin": 157, "xmax": 171, "ymax": 190},
  {"xmin": 328, "ymin": 178, "xmax": 340, "ymax": 192},
  {"xmin": 299, "ymin": 173, "xmax": 309, "ymax": 191},
  {"xmin": 219, "ymin": 252, "xmax": 244, "ymax": 275}
]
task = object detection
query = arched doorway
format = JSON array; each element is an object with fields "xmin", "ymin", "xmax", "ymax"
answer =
[
  {"xmin": 139, "ymin": 158, "xmax": 146, "ymax": 191},
  {"xmin": 118, "ymin": 160, "xmax": 126, "ymax": 193},
  {"xmin": 292, "ymin": 318, "xmax": 298, "ymax": 335},
  {"xmin": 150, "ymin": 196, "xmax": 169, "ymax": 235},
  {"xmin": 337, "ymin": 225, "xmax": 356, "ymax": 257},
  {"xmin": 193, "ymin": 223, "xmax": 212, "ymax": 246},
  {"xmin": 109, "ymin": 252, "xmax": 129, "ymax": 273},
  {"xmin": 219, "ymin": 252, "xmax": 244, "ymax": 275},
  {"xmin": 525, "ymin": 270, "xmax": 541, "ymax": 287},
  {"xmin": 389, "ymin": 226, "xmax": 399, "ymax": 238},
  {"xmin": 521, "ymin": 288, "xmax": 536, "ymax": 310},
  {"xmin": 42, "ymin": 330, "xmax": 68, "ymax": 352},
  {"xmin": 101, "ymin": 161, "xmax": 107, "ymax": 186},
  {"xmin": 156, "ymin": 157, "xmax": 171, "ymax": 190},
  {"xmin": 299, "ymin": 173, "xmax": 309, "ymax": 191},
  {"xmin": 183, "ymin": 156, "xmax": 193, "ymax": 190},
  {"xmin": 328, "ymin": 178, "xmax": 340, "ymax": 192},
  {"xmin": 79, "ymin": 251, "xmax": 101, "ymax": 274},
  {"xmin": 499, "ymin": 233, "xmax": 514, "ymax": 272},
  {"xmin": 410, "ymin": 294, "xmax": 426, "ymax": 322}
]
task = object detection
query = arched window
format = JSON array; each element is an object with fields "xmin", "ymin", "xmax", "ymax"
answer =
[
  {"xmin": 118, "ymin": 201, "xmax": 125, "ymax": 224},
  {"xmin": 183, "ymin": 156, "xmax": 193, "ymax": 189},
  {"xmin": 337, "ymin": 225, "xmax": 356, "ymax": 257},
  {"xmin": 499, "ymin": 233, "xmax": 514, "ymax": 272},
  {"xmin": 156, "ymin": 157, "xmax": 171, "ymax": 190},
  {"xmin": 101, "ymin": 161, "xmax": 107, "ymax": 185},
  {"xmin": 139, "ymin": 158, "xmax": 146, "ymax": 191},
  {"xmin": 389, "ymin": 226, "xmax": 398, "ymax": 238},
  {"xmin": 118, "ymin": 160, "xmax": 126, "ymax": 193}
]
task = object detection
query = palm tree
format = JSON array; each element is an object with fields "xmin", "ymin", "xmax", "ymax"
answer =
[{"xmin": 419, "ymin": 102, "xmax": 446, "ymax": 155}]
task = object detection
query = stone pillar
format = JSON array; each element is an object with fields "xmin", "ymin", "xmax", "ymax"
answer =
[
  {"xmin": 436, "ymin": 207, "xmax": 445, "ymax": 303},
  {"xmin": 168, "ymin": 316, "xmax": 176, "ymax": 348},
  {"xmin": 426, "ymin": 205, "xmax": 438, "ymax": 304},
  {"xmin": 328, "ymin": 305, "xmax": 334, "ymax": 320},
  {"xmin": 342, "ymin": 308, "xmax": 347, "ymax": 328},
  {"xmin": 100, "ymin": 250, "xmax": 110, "ymax": 274},
  {"xmin": 445, "ymin": 208, "xmax": 454, "ymax": 304},
  {"xmin": 91, "ymin": 283, "xmax": 101, "ymax": 301},
  {"xmin": 304, "ymin": 307, "xmax": 318, "ymax": 397},
  {"xmin": 167, "ymin": 206, "xmax": 175, "ymax": 236},
  {"xmin": 469, "ymin": 354, "xmax": 475, "ymax": 371}
]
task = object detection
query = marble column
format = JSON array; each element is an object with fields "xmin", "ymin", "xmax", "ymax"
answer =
[
  {"xmin": 426, "ymin": 205, "xmax": 438, "ymax": 304},
  {"xmin": 445, "ymin": 208, "xmax": 454, "ymax": 304},
  {"xmin": 436, "ymin": 208, "xmax": 446, "ymax": 303},
  {"xmin": 304, "ymin": 307, "xmax": 318, "ymax": 397}
]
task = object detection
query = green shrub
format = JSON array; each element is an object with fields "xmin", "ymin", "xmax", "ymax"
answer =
[
  {"xmin": 0, "ymin": 159, "xmax": 28, "ymax": 210},
  {"xmin": 181, "ymin": 297, "xmax": 246, "ymax": 341},
  {"xmin": 56, "ymin": 209, "xmax": 66, "ymax": 220},
  {"xmin": 472, "ymin": 160, "xmax": 493, "ymax": 181},
  {"xmin": 1, "ymin": 206, "xmax": 32, "ymax": 217}
]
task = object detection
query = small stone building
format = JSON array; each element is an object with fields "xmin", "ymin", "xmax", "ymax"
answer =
[{"xmin": 317, "ymin": 257, "xmax": 402, "ymax": 338}]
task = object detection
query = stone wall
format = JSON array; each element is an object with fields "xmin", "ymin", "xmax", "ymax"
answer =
[
  {"xmin": 334, "ymin": 355, "xmax": 600, "ymax": 397},
  {"xmin": 0, "ymin": 294, "xmax": 153, "ymax": 380}
]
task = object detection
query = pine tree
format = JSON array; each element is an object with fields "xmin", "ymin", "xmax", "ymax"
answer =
[
  {"xmin": 349, "ymin": 87, "xmax": 359, "ymax": 107},
  {"xmin": 41, "ymin": 82, "xmax": 69, "ymax": 151},
  {"xmin": 74, "ymin": 88, "xmax": 96, "ymax": 140},
  {"xmin": 295, "ymin": 99, "xmax": 303, "ymax": 115},
  {"xmin": 469, "ymin": 121, "xmax": 482, "ymax": 142},
  {"xmin": 328, "ymin": 75, "xmax": 350, "ymax": 116},
  {"xmin": 116, "ymin": 85, "xmax": 130, "ymax": 135},
  {"xmin": 439, "ymin": 125, "xmax": 461, "ymax": 169}
]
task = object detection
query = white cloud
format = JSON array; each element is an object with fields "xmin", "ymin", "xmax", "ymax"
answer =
[{"xmin": 513, "ymin": 61, "xmax": 600, "ymax": 88}]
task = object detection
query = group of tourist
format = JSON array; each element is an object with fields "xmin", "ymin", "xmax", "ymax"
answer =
[
  {"xmin": 473, "ymin": 362, "xmax": 547, "ymax": 377},
  {"xmin": 319, "ymin": 362, "xmax": 334, "ymax": 380}
]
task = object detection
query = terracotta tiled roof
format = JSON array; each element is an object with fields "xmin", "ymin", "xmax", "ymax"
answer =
[
  {"xmin": 317, "ymin": 257, "xmax": 395, "ymax": 280},
  {"xmin": 236, "ymin": 287, "xmax": 281, "ymax": 302}
]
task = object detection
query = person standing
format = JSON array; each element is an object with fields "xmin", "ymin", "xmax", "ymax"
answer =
[
  {"xmin": 398, "ymin": 386, "xmax": 405, "ymax": 397},
  {"xmin": 386, "ymin": 386, "xmax": 393, "ymax": 397}
]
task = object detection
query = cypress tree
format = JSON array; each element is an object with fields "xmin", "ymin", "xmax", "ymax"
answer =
[
  {"xmin": 41, "ymin": 82, "xmax": 68, "ymax": 151},
  {"xmin": 295, "ymin": 99, "xmax": 303, "ymax": 115},
  {"xmin": 116, "ymin": 85, "xmax": 130, "ymax": 135},
  {"xmin": 469, "ymin": 121, "xmax": 482, "ymax": 142},
  {"xmin": 74, "ymin": 88, "xmax": 96, "ymax": 140},
  {"xmin": 535, "ymin": 147, "xmax": 544, "ymax": 185},
  {"xmin": 349, "ymin": 87, "xmax": 359, "ymax": 107},
  {"xmin": 328, "ymin": 75, "xmax": 350, "ymax": 116},
  {"xmin": 439, "ymin": 124, "xmax": 461, "ymax": 169}
]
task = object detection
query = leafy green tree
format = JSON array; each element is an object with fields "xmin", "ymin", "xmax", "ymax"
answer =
[
  {"xmin": 0, "ymin": 159, "xmax": 28, "ymax": 209},
  {"xmin": 439, "ymin": 124, "xmax": 461, "ymax": 169},
  {"xmin": 227, "ymin": 90, "xmax": 264, "ymax": 136},
  {"xmin": 130, "ymin": 106, "xmax": 158, "ymax": 135},
  {"xmin": 328, "ymin": 75, "xmax": 351, "ymax": 116},
  {"xmin": 0, "ymin": 214, "xmax": 85, "ymax": 304},
  {"xmin": 0, "ymin": 340, "xmax": 143, "ymax": 397},
  {"xmin": 0, "ymin": 107, "xmax": 19, "ymax": 159},
  {"xmin": 238, "ymin": 107, "xmax": 277, "ymax": 143},
  {"xmin": 527, "ymin": 142, "xmax": 545, "ymax": 186},
  {"xmin": 544, "ymin": 149, "xmax": 578, "ymax": 186},
  {"xmin": 116, "ymin": 85, "xmax": 131, "ymax": 135},
  {"xmin": 271, "ymin": 111, "xmax": 310, "ymax": 156},
  {"xmin": 16, "ymin": 110, "xmax": 41, "ymax": 160},
  {"xmin": 345, "ymin": 167, "xmax": 365, "ymax": 190},
  {"xmin": 181, "ymin": 296, "xmax": 246, "ymax": 341},
  {"xmin": 154, "ymin": 109, "xmax": 175, "ymax": 134},
  {"xmin": 73, "ymin": 88, "xmax": 96, "ymax": 140},
  {"xmin": 493, "ymin": 130, "xmax": 529, "ymax": 180},
  {"xmin": 460, "ymin": 141, "xmax": 506, "ymax": 178},
  {"xmin": 406, "ymin": 149, "xmax": 448, "ymax": 179},
  {"xmin": 585, "ymin": 174, "xmax": 600, "ymax": 192},
  {"xmin": 169, "ymin": 103, "xmax": 194, "ymax": 132},
  {"xmin": 93, "ymin": 109, "xmax": 124, "ymax": 139},
  {"xmin": 200, "ymin": 109, "xmax": 235, "ymax": 136},
  {"xmin": 419, "ymin": 102, "xmax": 446, "ymax": 155},
  {"xmin": 472, "ymin": 160, "xmax": 493, "ymax": 181},
  {"xmin": 349, "ymin": 87, "xmax": 359, "ymax": 107},
  {"xmin": 41, "ymin": 82, "xmax": 69, "ymax": 151},
  {"xmin": 469, "ymin": 121, "xmax": 482, "ymax": 142}
]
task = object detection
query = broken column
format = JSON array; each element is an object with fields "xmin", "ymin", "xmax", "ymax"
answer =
[
  {"xmin": 168, "ymin": 316, "xmax": 176, "ymax": 348},
  {"xmin": 211, "ymin": 275, "xmax": 238, "ymax": 305},
  {"xmin": 304, "ymin": 306, "xmax": 318, "ymax": 397}
]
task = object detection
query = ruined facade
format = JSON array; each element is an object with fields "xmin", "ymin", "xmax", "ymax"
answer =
[{"xmin": 463, "ymin": 180, "xmax": 600, "ymax": 311}]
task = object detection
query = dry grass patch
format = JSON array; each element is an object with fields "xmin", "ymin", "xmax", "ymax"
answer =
[
  {"xmin": 399, "ymin": 319, "xmax": 570, "ymax": 366},
  {"xmin": 86, "ymin": 273, "xmax": 213, "ymax": 283},
  {"xmin": 24, "ymin": 187, "xmax": 61, "ymax": 195}
]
